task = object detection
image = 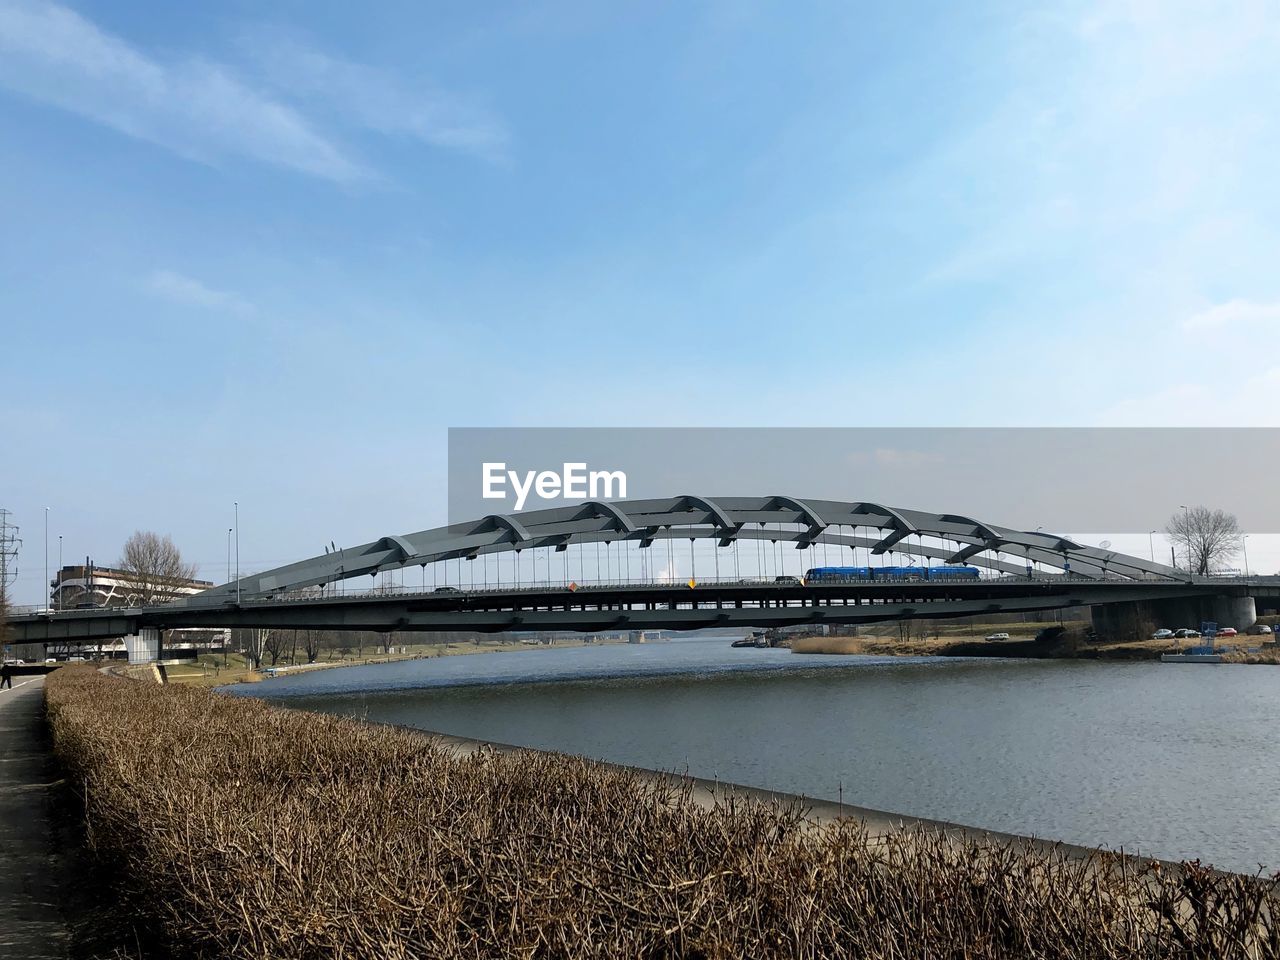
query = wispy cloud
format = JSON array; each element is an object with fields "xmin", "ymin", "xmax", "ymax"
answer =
[
  {"xmin": 146, "ymin": 270, "xmax": 255, "ymax": 314},
  {"xmin": 1184, "ymin": 298, "xmax": 1280, "ymax": 331},
  {"xmin": 0, "ymin": 0, "xmax": 367, "ymax": 181},
  {"xmin": 239, "ymin": 30, "xmax": 509, "ymax": 162}
]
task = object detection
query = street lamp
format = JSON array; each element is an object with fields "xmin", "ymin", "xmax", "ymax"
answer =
[
  {"xmin": 44, "ymin": 507, "xmax": 49, "ymax": 614},
  {"xmin": 1178, "ymin": 505, "xmax": 1190, "ymax": 574},
  {"xmin": 1243, "ymin": 534, "xmax": 1251, "ymax": 581},
  {"xmin": 226, "ymin": 528, "xmax": 232, "ymax": 583},
  {"xmin": 56, "ymin": 535, "xmax": 62, "ymax": 610},
  {"xmin": 1148, "ymin": 530, "xmax": 1156, "ymax": 563},
  {"xmin": 234, "ymin": 501, "xmax": 240, "ymax": 604}
]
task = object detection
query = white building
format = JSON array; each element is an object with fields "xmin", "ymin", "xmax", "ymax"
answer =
[{"xmin": 49, "ymin": 563, "xmax": 228, "ymax": 662}]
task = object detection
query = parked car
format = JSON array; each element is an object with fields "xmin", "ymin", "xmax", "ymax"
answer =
[
  {"xmin": 1152, "ymin": 628, "xmax": 1174, "ymax": 640},
  {"xmin": 1218, "ymin": 627, "xmax": 1238, "ymax": 638},
  {"xmin": 1172, "ymin": 628, "xmax": 1201, "ymax": 639},
  {"xmin": 1249, "ymin": 624, "xmax": 1274, "ymax": 635},
  {"xmin": 985, "ymin": 632, "xmax": 1011, "ymax": 642}
]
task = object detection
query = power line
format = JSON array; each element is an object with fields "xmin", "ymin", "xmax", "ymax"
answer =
[{"xmin": 0, "ymin": 508, "xmax": 20, "ymax": 594}]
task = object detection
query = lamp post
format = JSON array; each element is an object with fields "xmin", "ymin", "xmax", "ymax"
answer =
[
  {"xmin": 56, "ymin": 535, "xmax": 62, "ymax": 610},
  {"xmin": 226, "ymin": 528, "xmax": 232, "ymax": 584},
  {"xmin": 1178, "ymin": 505, "xmax": 1190, "ymax": 575},
  {"xmin": 234, "ymin": 502, "xmax": 240, "ymax": 604},
  {"xmin": 1243, "ymin": 534, "xmax": 1251, "ymax": 581}
]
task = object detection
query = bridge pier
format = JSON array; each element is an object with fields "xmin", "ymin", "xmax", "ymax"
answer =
[
  {"xmin": 126, "ymin": 627, "xmax": 161, "ymax": 664},
  {"xmin": 1213, "ymin": 596, "xmax": 1257, "ymax": 630},
  {"xmin": 1092, "ymin": 595, "xmax": 1258, "ymax": 641}
]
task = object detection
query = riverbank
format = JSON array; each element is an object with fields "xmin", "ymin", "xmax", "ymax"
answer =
[
  {"xmin": 791, "ymin": 629, "xmax": 1280, "ymax": 662},
  {"xmin": 43, "ymin": 665, "xmax": 1280, "ymax": 958},
  {"xmin": 165, "ymin": 634, "xmax": 628, "ymax": 687}
]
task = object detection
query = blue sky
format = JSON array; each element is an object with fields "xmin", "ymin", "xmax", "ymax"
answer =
[{"xmin": 3, "ymin": 0, "xmax": 1279, "ymax": 599}]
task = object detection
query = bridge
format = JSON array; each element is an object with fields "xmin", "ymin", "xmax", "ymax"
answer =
[{"xmin": 8, "ymin": 496, "xmax": 1277, "ymax": 654}]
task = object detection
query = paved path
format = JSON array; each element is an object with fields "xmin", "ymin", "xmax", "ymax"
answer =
[{"xmin": 0, "ymin": 676, "xmax": 71, "ymax": 959}]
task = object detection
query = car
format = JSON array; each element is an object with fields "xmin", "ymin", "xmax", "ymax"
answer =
[
  {"xmin": 432, "ymin": 585, "xmax": 461, "ymax": 594},
  {"xmin": 1172, "ymin": 628, "xmax": 1200, "ymax": 639},
  {"xmin": 44, "ymin": 657, "xmax": 57, "ymax": 663},
  {"xmin": 1249, "ymin": 624, "xmax": 1274, "ymax": 635},
  {"xmin": 1218, "ymin": 627, "xmax": 1238, "ymax": 638},
  {"xmin": 774, "ymin": 576, "xmax": 801, "ymax": 585},
  {"xmin": 68, "ymin": 656, "xmax": 86, "ymax": 662},
  {"xmin": 985, "ymin": 632, "xmax": 1011, "ymax": 642},
  {"xmin": 1152, "ymin": 628, "xmax": 1175, "ymax": 640}
]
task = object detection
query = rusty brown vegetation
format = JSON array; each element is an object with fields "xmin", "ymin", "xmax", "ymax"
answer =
[{"xmin": 46, "ymin": 667, "xmax": 1280, "ymax": 959}]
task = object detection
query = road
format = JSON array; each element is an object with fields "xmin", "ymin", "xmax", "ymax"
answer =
[{"xmin": 0, "ymin": 675, "xmax": 72, "ymax": 959}]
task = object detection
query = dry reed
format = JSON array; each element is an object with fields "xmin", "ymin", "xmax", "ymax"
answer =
[{"xmin": 45, "ymin": 666, "xmax": 1280, "ymax": 959}]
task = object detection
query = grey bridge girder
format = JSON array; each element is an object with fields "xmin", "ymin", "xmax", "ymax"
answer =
[
  {"xmin": 14, "ymin": 577, "xmax": 1280, "ymax": 644},
  {"xmin": 186, "ymin": 496, "xmax": 1182, "ymax": 605}
]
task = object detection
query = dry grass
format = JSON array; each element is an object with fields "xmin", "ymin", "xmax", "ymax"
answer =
[{"xmin": 46, "ymin": 666, "xmax": 1280, "ymax": 959}]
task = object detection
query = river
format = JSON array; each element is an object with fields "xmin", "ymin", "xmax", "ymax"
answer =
[{"xmin": 232, "ymin": 637, "xmax": 1280, "ymax": 874}]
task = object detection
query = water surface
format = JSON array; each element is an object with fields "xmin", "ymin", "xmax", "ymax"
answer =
[{"xmin": 236, "ymin": 638, "xmax": 1280, "ymax": 874}]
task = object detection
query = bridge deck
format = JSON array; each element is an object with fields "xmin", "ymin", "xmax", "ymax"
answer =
[{"xmin": 9, "ymin": 576, "xmax": 1278, "ymax": 643}]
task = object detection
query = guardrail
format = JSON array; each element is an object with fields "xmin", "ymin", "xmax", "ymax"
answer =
[{"xmin": 203, "ymin": 572, "xmax": 1197, "ymax": 606}]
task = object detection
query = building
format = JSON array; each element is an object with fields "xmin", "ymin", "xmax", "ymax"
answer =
[
  {"xmin": 49, "ymin": 563, "xmax": 228, "ymax": 662},
  {"xmin": 51, "ymin": 562, "xmax": 214, "ymax": 609}
]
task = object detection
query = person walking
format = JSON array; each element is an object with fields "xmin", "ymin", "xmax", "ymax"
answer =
[{"xmin": 1, "ymin": 661, "xmax": 12, "ymax": 689}]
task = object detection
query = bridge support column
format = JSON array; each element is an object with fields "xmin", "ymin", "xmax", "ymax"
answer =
[
  {"xmin": 1092, "ymin": 597, "xmax": 1214, "ymax": 642},
  {"xmin": 126, "ymin": 627, "xmax": 161, "ymax": 664},
  {"xmin": 1213, "ymin": 596, "xmax": 1257, "ymax": 630},
  {"xmin": 1092, "ymin": 594, "xmax": 1260, "ymax": 641}
]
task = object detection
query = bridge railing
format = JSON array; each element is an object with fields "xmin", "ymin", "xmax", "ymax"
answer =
[{"xmin": 210, "ymin": 571, "xmax": 1188, "ymax": 606}]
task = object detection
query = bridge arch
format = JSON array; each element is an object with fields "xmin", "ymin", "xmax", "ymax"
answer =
[{"xmin": 191, "ymin": 495, "xmax": 1182, "ymax": 602}]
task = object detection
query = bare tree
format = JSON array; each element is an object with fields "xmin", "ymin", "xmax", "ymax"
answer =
[
  {"xmin": 263, "ymin": 630, "xmax": 288, "ymax": 667},
  {"xmin": 236, "ymin": 627, "xmax": 271, "ymax": 669},
  {"xmin": 302, "ymin": 629, "xmax": 323, "ymax": 664},
  {"xmin": 1166, "ymin": 507, "xmax": 1243, "ymax": 575},
  {"xmin": 117, "ymin": 531, "xmax": 198, "ymax": 605}
]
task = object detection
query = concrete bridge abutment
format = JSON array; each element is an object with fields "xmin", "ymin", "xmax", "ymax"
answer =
[
  {"xmin": 125, "ymin": 627, "xmax": 161, "ymax": 664},
  {"xmin": 1092, "ymin": 594, "xmax": 1258, "ymax": 641},
  {"xmin": 1213, "ymin": 595, "xmax": 1257, "ymax": 631}
]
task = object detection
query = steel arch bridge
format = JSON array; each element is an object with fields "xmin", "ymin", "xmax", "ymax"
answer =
[
  {"xmin": 194, "ymin": 494, "xmax": 1182, "ymax": 604},
  {"xmin": 15, "ymin": 495, "xmax": 1276, "ymax": 646}
]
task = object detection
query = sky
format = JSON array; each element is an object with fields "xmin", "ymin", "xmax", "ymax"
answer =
[{"xmin": 2, "ymin": 0, "xmax": 1279, "ymax": 601}]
